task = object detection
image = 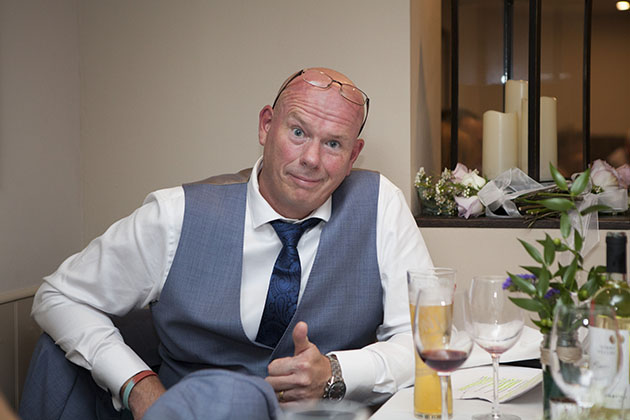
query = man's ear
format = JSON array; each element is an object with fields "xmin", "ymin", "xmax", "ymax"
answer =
[
  {"xmin": 346, "ymin": 138, "xmax": 365, "ymax": 175},
  {"xmin": 258, "ymin": 105, "xmax": 273, "ymax": 146}
]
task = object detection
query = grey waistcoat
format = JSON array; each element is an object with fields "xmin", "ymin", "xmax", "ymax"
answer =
[{"xmin": 151, "ymin": 169, "xmax": 383, "ymax": 387}]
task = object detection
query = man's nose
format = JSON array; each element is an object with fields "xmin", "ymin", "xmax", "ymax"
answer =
[{"xmin": 300, "ymin": 140, "xmax": 321, "ymax": 168}]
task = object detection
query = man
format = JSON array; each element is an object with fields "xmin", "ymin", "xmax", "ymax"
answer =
[{"xmin": 21, "ymin": 68, "xmax": 432, "ymax": 419}]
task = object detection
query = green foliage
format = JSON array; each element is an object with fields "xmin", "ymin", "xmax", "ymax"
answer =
[{"xmin": 504, "ymin": 164, "xmax": 607, "ymax": 334}]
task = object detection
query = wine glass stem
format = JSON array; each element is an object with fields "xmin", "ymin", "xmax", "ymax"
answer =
[
  {"xmin": 440, "ymin": 374, "xmax": 449, "ymax": 420},
  {"xmin": 491, "ymin": 354, "xmax": 501, "ymax": 419}
]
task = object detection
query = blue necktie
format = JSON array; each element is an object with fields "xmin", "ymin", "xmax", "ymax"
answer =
[{"xmin": 256, "ymin": 218, "xmax": 321, "ymax": 347}]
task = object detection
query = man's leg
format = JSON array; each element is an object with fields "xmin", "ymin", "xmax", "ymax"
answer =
[
  {"xmin": 19, "ymin": 333, "xmax": 125, "ymax": 420},
  {"xmin": 143, "ymin": 369, "xmax": 279, "ymax": 420}
]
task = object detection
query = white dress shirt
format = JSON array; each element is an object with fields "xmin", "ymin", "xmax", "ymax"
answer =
[{"xmin": 32, "ymin": 157, "xmax": 433, "ymax": 408}]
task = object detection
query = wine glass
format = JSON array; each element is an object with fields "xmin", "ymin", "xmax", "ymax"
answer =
[
  {"xmin": 548, "ymin": 302, "xmax": 623, "ymax": 418},
  {"xmin": 413, "ymin": 276, "xmax": 473, "ymax": 420},
  {"xmin": 468, "ymin": 275, "xmax": 525, "ymax": 420}
]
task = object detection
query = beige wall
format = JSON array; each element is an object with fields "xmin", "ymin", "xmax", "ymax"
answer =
[
  {"xmin": 0, "ymin": 0, "xmax": 83, "ymax": 294},
  {"xmin": 421, "ymin": 227, "xmax": 613, "ymax": 293},
  {"xmin": 79, "ymin": 0, "xmax": 420, "ymax": 240}
]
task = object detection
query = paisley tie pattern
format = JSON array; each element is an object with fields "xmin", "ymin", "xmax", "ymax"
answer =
[{"xmin": 255, "ymin": 218, "xmax": 321, "ymax": 347}]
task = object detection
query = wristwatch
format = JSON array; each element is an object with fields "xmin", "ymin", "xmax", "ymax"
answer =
[{"xmin": 322, "ymin": 354, "xmax": 346, "ymax": 401}]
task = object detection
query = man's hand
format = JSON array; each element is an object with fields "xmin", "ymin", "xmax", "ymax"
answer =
[
  {"xmin": 125, "ymin": 375, "xmax": 166, "ymax": 419},
  {"xmin": 265, "ymin": 321, "xmax": 332, "ymax": 405}
]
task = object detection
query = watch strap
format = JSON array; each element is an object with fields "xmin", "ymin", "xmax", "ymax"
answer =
[{"xmin": 323, "ymin": 354, "xmax": 345, "ymax": 400}]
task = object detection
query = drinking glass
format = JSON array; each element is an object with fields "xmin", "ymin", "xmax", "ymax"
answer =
[
  {"xmin": 468, "ymin": 275, "xmax": 524, "ymax": 420},
  {"xmin": 413, "ymin": 275, "xmax": 473, "ymax": 420},
  {"xmin": 548, "ymin": 302, "xmax": 623, "ymax": 418},
  {"xmin": 408, "ymin": 268, "xmax": 455, "ymax": 418}
]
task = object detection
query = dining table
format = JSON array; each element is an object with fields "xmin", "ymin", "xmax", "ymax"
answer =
[
  {"xmin": 370, "ymin": 326, "xmax": 546, "ymax": 420},
  {"xmin": 368, "ymin": 383, "xmax": 543, "ymax": 420}
]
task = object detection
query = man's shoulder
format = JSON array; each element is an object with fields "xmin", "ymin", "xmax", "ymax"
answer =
[{"xmin": 187, "ymin": 168, "xmax": 252, "ymax": 186}]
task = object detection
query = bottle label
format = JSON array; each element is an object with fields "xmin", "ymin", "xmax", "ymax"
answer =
[{"xmin": 590, "ymin": 327, "xmax": 629, "ymax": 409}]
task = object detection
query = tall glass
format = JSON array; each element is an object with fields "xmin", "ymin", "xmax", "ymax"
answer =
[
  {"xmin": 408, "ymin": 269, "xmax": 454, "ymax": 418},
  {"xmin": 412, "ymin": 269, "xmax": 473, "ymax": 420},
  {"xmin": 468, "ymin": 275, "xmax": 524, "ymax": 420}
]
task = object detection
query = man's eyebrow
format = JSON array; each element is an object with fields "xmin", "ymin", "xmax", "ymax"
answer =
[{"xmin": 286, "ymin": 111, "xmax": 351, "ymax": 142}]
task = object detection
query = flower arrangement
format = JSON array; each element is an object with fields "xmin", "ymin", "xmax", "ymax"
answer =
[
  {"xmin": 414, "ymin": 163, "xmax": 487, "ymax": 218},
  {"xmin": 415, "ymin": 159, "xmax": 629, "ymax": 220},
  {"xmin": 501, "ymin": 164, "xmax": 608, "ymax": 334}
]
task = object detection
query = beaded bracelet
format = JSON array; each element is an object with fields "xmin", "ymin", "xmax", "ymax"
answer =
[{"xmin": 122, "ymin": 370, "xmax": 158, "ymax": 411}]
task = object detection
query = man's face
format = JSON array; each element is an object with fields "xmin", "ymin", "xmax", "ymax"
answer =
[{"xmin": 257, "ymin": 72, "xmax": 365, "ymax": 219}]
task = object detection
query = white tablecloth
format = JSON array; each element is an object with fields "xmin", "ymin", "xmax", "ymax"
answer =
[{"xmin": 369, "ymin": 384, "xmax": 543, "ymax": 420}]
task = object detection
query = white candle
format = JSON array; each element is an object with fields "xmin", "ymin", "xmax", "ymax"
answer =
[
  {"xmin": 505, "ymin": 80, "xmax": 528, "ymax": 115},
  {"xmin": 505, "ymin": 80, "xmax": 528, "ymax": 172},
  {"xmin": 540, "ymin": 96, "xmax": 558, "ymax": 181},
  {"xmin": 482, "ymin": 110, "xmax": 518, "ymax": 180},
  {"xmin": 520, "ymin": 98, "xmax": 529, "ymax": 171},
  {"xmin": 519, "ymin": 97, "xmax": 558, "ymax": 181}
]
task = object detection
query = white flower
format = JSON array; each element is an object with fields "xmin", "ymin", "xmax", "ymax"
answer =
[
  {"xmin": 616, "ymin": 164, "xmax": 630, "ymax": 189},
  {"xmin": 451, "ymin": 163, "xmax": 469, "ymax": 182},
  {"xmin": 590, "ymin": 159, "xmax": 619, "ymax": 191},
  {"xmin": 460, "ymin": 171, "xmax": 487, "ymax": 190},
  {"xmin": 454, "ymin": 195, "xmax": 484, "ymax": 219}
]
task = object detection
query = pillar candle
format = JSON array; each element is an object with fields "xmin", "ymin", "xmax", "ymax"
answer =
[
  {"xmin": 520, "ymin": 98, "xmax": 529, "ymax": 171},
  {"xmin": 482, "ymin": 110, "xmax": 518, "ymax": 180},
  {"xmin": 505, "ymin": 80, "xmax": 528, "ymax": 172},
  {"xmin": 519, "ymin": 97, "xmax": 558, "ymax": 181}
]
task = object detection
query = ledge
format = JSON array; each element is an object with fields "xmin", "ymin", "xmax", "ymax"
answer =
[{"xmin": 416, "ymin": 214, "xmax": 630, "ymax": 230}]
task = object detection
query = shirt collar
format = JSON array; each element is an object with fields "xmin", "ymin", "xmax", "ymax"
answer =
[{"xmin": 247, "ymin": 156, "xmax": 332, "ymax": 229}]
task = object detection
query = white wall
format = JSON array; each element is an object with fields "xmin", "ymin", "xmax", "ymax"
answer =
[
  {"xmin": 422, "ymin": 227, "xmax": 613, "ymax": 293},
  {"xmin": 79, "ymin": 0, "xmax": 417, "ymax": 240},
  {"xmin": 0, "ymin": 0, "xmax": 83, "ymax": 293}
]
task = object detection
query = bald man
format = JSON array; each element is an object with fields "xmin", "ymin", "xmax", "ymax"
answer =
[{"xmin": 21, "ymin": 68, "xmax": 432, "ymax": 420}]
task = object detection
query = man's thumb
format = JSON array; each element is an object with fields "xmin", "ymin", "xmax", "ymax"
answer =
[{"xmin": 292, "ymin": 321, "xmax": 311, "ymax": 355}]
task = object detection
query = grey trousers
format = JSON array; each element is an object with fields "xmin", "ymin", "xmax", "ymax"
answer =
[{"xmin": 19, "ymin": 333, "xmax": 279, "ymax": 420}]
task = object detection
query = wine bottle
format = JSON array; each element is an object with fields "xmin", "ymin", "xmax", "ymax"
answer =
[{"xmin": 592, "ymin": 232, "xmax": 629, "ymax": 417}]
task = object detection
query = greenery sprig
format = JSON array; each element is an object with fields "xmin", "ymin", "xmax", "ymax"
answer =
[{"xmin": 503, "ymin": 164, "xmax": 609, "ymax": 334}]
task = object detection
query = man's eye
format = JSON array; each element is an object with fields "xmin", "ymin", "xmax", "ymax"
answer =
[
  {"xmin": 292, "ymin": 128, "xmax": 304, "ymax": 137},
  {"xmin": 327, "ymin": 140, "xmax": 340, "ymax": 149}
]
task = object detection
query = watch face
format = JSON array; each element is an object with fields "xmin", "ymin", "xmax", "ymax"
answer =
[{"xmin": 328, "ymin": 381, "xmax": 346, "ymax": 401}]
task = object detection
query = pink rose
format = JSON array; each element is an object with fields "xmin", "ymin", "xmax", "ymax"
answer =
[
  {"xmin": 454, "ymin": 195, "xmax": 484, "ymax": 219},
  {"xmin": 616, "ymin": 164, "xmax": 630, "ymax": 189},
  {"xmin": 451, "ymin": 163, "xmax": 469, "ymax": 183},
  {"xmin": 590, "ymin": 159, "xmax": 619, "ymax": 191}
]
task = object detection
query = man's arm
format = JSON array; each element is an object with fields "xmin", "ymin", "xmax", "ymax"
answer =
[
  {"xmin": 123, "ymin": 375, "xmax": 167, "ymax": 419},
  {"xmin": 31, "ymin": 187, "xmax": 184, "ymax": 409}
]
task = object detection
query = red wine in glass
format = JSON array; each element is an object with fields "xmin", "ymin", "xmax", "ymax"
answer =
[{"xmin": 420, "ymin": 349, "xmax": 469, "ymax": 372}]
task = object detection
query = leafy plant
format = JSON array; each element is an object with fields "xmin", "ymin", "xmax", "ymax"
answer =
[{"xmin": 503, "ymin": 164, "xmax": 609, "ymax": 334}]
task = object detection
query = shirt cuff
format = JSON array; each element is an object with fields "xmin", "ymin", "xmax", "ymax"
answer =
[
  {"xmin": 91, "ymin": 343, "xmax": 152, "ymax": 410},
  {"xmin": 331, "ymin": 349, "xmax": 378, "ymax": 403}
]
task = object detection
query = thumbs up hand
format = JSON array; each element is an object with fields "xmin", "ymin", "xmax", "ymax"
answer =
[{"xmin": 265, "ymin": 321, "xmax": 332, "ymax": 405}]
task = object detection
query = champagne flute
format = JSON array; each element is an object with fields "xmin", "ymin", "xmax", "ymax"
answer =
[
  {"xmin": 548, "ymin": 302, "xmax": 623, "ymax": 418},
  {"xmin": 413, "ymin": 277, "xmax": 473, "ymax": 420},
  {"xmin": 468, "ymin": 275, "xmax": 524, "ymax": 420}
]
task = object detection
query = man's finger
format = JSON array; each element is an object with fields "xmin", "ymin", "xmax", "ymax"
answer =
[{"xmin": 292, "ymin": 321, "xmax": 311, "ymax": 355}]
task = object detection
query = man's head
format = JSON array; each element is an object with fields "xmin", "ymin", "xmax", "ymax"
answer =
[{"xmin": 257, "ymin": 68, "xmax": 369, "ymax": 219}]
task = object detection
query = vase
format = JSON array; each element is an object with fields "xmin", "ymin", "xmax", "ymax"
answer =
[{"xmin": 540, "ymin": 335, "xmax": 577, "ymax": 420}]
